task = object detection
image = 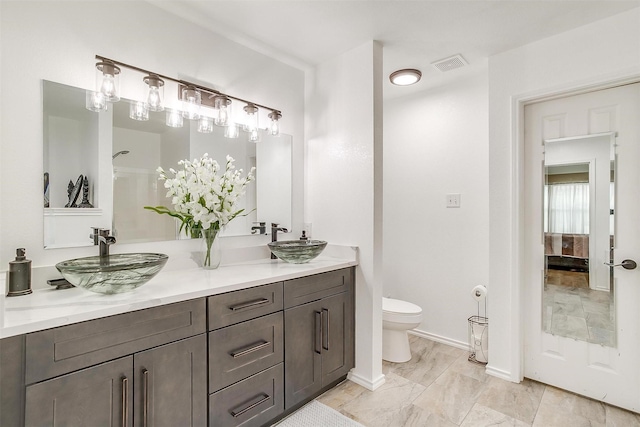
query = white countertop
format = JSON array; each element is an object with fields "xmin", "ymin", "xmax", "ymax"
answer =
[{"xmin": 1, "ymin": 248, "xmax": 357, "ymax": 339}]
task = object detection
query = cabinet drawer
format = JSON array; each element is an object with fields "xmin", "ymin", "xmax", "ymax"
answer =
[
  {"xmin": 208, "ymin": 282, "xmax": 283, "ymax": 330},
  {"xmin": 209, "ymin": 312, "xmax": 283, "ymax": 393},
  {"xmin": 25, "ymin": 299, "xmax": 206, "ymax": 384},
  {"xmin": 209, "ymin": 363, "xmax": 283, "ymax": 427},
  {"xmin": 284, "ymin": 268, "xmax": 353, "ymax": 309}
]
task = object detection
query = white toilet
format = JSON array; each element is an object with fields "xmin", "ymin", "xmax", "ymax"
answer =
[{"xmin": 382, "ymin": 297, "xmax": 423, "ymax": 363}]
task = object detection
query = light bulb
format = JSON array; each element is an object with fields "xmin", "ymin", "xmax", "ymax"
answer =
[
  {"xmin": 166, "ymin": 110, "xmax": 184, "ymax": 128},
  {"xmin": 95, "ymin": 61, "xmax": 120, "ymax": 102},
  {"xmin": 144, "ymin": 75, "xmax": 164, "ymax": 112},
  {"xmin": 249, "ymin": 129, "xmax": 260, "ymax": 142},
  {"xmin": 225, "ymin": 123, "xmax": 239, "ymax": 139},
  {"xmin": 213, "ymin": 95, "xmax": 231, "ymax": 126},
  {"xmin": 85, "ymin": 91, "xmax": 107, "ymax": 112},
  {"xmin": 181, "ymin": 86, "xmax": 201, "ymax": 120},
  {"xmin": 198, "ymin": 116, "xmax": 214, "ymax": 133},
  {"xmin": 268, "ymin": 111, "xmax": 282, "ymax": 136},
  {"xmin": 129, "ymin": 101, "xmax": 149, "ymax": 121},
  {"xmin": 243, "ymin": 104, "xmax": 258, "ymax": 133}
]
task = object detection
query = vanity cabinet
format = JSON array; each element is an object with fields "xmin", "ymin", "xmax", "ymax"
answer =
[
  {"xmin": 283, "ymin": 268, "xmax": 355, "ymax": 409},
  {"xmin": 20, "ymin": 299, "xmax": 208, "ymax": 427}
]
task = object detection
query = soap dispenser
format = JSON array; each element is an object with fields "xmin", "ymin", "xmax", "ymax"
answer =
[{"xmin": 7, "ymin": 248, "xmax": 32, "ymax": 296}]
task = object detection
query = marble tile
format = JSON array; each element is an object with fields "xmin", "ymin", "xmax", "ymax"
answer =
[
  {"xmin": 461, "ymin": 403, "xmax": 531, "ymax": 427},
  {"xmin": 588, "ymin": 326, "xmax": 615, "ymax": 346},
  {"xmin": 554, "ymin": 292, "xmax": 582, "ymax": 305},
  {"xmin": 554, "ymin": 301, "xmax": 585, "ymax": 317},
  {"xmin": 605, "ymin": 404, "xmax": 640, "ymax": 426},
  {"xmin": 340, "ymin": 372, "xmax": 426, "ymax": 426},
  {"xmin": 317, "ymin": 379, "xmax": 367, "ymax": 411},
  {"xmin": 586, "ymin": 312, "xmax": 614, "ymax": 330},
  {"xmin": 412, "ymin": 370, "xmax": 486, "ymax": 424},
  {"xmin": 582, "ymin": 299, "xmax": 611, "ymax": 315},
  {"xmin": 447, "ymin": 353, "xmax": 490, "ymax": 383},
  {"xmin": 551, "ymin": 314, "xmax": 589, "ymax": 341},
  {"xmin": 384, "ymin": 342, "xmax": 460, "ymax": 388},
  {"xmin": 476, "ymin": 377, "xmax": 545, "ymax": 424},
  {"xmin": 348, "ymin": 403, "xmax": 457, "ymax": 427},
  {"xmin": 534, "ymin": 386, "xmax": 606, "ymax": 426}
]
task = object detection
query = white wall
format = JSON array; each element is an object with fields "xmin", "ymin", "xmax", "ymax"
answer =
[
  {"xmin": 488, "ymin": 8, "xmax": 640, "ymax": 381},
  {"xmin": 305, "ymin": 41, "xmax": 384, "ymax": 390},
  {"xmin": 384, "ymin": 69, "xmax": 489, "ymax": 346},
  {"xmin": 0, "ymin": 1, "xmax": 304, "ymax": 267}
]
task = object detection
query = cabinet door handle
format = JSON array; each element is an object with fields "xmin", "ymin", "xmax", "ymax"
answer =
[
  {"xmin": 322, "ymin": 308, "xmax": 330, "ymax": 351},
  {"xmin": 143, "ymin": 369, "xmax": 149, "ymax": 427},
  {"xmin": 230, "ymin": 393, "xmax": 270, "ymax": 417},
  {"xmin": 230, "ymin": 340, "xmax": 271, "ymax": 358},
  {"xmin": 121, "ymin": 377, "xmax": 129, "ymax": 427},
  {"xmin": 229, "ymin": 298, "xmax": 270, "ymax": 311},
  {"xmin": 315, "ymin": 311, "xmax": 322, "ymax": 354}
]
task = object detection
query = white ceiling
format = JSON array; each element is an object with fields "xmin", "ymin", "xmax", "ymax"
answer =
[{"xmin": 151, "ymin": 1, "xmax": 640, "ymax": 98}]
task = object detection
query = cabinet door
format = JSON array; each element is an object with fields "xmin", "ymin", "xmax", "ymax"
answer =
[
  {"xmin": 133, "ymin": 335, "xmax": 207, "ymax": 427},
  {"xmin": 25, "ymin": 356, "xmax": 133, "ymax": 427},
  {"xmin": 321, "ymin": 291, "xmax": 354, "ymax": 386},
  {"xmin": 284, "ymin": 300, "xmax": 323, "ymax": 409}
]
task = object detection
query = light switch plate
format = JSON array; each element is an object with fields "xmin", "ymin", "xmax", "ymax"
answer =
[{"xmin": 446, "ymin": 193, "xmax": 461, "ymax": 208}]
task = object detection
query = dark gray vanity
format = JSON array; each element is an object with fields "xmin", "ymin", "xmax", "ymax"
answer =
[{"xmin": 0, "ymin": 267, "xmax": 355, "ymax": 427}]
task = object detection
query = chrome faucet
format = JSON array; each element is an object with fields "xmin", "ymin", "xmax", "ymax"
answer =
[
  {"xmin": 271, "ymin": 223, "xmax": 288, "ymax": 259},
  {"xmin": 90, "ymin": 228, "xmax": 116, "ymax": 257}
]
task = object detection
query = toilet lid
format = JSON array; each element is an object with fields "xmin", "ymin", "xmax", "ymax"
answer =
[{"xmin": 383, "ymin": 297, "xmax": 422, "ymax": 315}]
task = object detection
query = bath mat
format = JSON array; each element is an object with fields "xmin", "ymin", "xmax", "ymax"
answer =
[{"xmin": 274, "ymin": 400, "xmax": 364, "ymax": 427}]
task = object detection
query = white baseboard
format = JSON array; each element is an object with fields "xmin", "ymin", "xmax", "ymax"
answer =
[
  {"xmin": 409, "ymin": 329, "xmax": 468, "ymax": 351},
  {"xmin": 485, "ymin": 365, "xmax": 515, "ymax": 382},
  {"xmin": 347, "ymin": 371, "xmax": 386, "ymax": 391}
]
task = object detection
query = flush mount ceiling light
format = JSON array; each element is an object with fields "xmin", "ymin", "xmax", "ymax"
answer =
[
  {"xmin": 389, "ymin": 69, "xmax": 422, "ymax": 86},
  {"xmin": 87, "ymin": 55, "xmax": 283, "ymax": 139}
]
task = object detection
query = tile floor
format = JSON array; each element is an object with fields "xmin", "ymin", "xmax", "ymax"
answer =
[
  {"xmin": 544, "ymin": 269, "xmax": 615, "ymax": 346},
  {"xmin": 317, "ymin": 335, "xmax": 640, "ymax": 426}
]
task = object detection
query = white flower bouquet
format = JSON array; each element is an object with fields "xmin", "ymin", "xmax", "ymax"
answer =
[{"xmin": 146, "ymin": 153, "xmax": 255, "ymax": 268}]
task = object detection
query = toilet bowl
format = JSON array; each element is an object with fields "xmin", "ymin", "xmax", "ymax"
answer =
[{"xmin": 382, "ymin": 297, "xmax": 423, "ymax": 363}]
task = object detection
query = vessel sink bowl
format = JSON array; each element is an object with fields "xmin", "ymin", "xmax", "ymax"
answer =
[
  {"xmin": 55, "ymin": 253, "xmax": 169, "ymax": 294},
  {"xmin": 268, "ymin": 240, "xmax": 327, "ymax": 264}
]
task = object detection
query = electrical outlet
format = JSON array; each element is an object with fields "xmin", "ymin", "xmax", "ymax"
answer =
[{"xmin": 446, "ymin": 193, "xmax": 461, "ymax": 208}]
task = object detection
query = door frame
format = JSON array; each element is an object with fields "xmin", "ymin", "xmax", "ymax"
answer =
[{"xmin": 506, "ymin": 71, "xmax": 640, "ymax": 383}]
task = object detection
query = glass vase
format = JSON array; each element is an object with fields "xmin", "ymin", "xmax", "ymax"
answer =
[{"xmin": 200, "ymin": 227, "xmax": 221, "ymax": 269}]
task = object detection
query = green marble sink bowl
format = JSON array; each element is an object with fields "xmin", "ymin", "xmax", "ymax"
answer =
[
  {"xmin": 55, "ymin": 253, "xmax": 168, "ymax": 294},
  {"xmin": 268, "ymin": 240, "xmax": 327, "ymax": 264}
]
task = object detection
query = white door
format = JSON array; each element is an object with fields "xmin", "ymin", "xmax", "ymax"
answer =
[{"xmin": 523, "ymin": 83, "xmax": 640, "ymax": 412}]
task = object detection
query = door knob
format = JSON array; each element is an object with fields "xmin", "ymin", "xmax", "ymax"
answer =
[{"xmin": 604, "ymin": 259, "xmax": 637, "ymax": 270}]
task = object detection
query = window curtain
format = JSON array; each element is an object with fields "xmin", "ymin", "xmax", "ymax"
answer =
[{"xmin": 544, "ymin": 183, "xmax": 590, "ymax": 234}]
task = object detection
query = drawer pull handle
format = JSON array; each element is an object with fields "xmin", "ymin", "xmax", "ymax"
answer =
[
  {"xmin": 230, "ymin": 340, "xmax": 271, "ymax": 358},
  {"xmin": 143, "ymin": 369, "xmax": 149, "ymax": 427},
  {"xmin": 315, "ymin": 311, "xmax": 322, "ymax": 354},
  {"xmin": 230, "ymin": 393, "xmax": 270, "ymax": 418},
  {"xmin": 229, "ymin": 298, "xmax": 270, "ymax": 311},
  {"xmin": 322, "ymin": 308, "xmax": 330, "ymax": 351},
  {"xmin": 121, "ymin": 377, "xmax": 129, "ymax": 427}
]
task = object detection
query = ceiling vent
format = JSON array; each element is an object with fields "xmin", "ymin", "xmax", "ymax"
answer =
[{"xmin": 431, "ymin": 54, "xmax": 468, "ymax": 72}]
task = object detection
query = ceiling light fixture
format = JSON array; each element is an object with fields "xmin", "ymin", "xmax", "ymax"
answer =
[
  {"xmin": 389, "ymin": 69, "xmax": 422, "ymax": 86},
  {"xmin": 87, "ymin": 55, "xmax": 283, "ymax": 139}
]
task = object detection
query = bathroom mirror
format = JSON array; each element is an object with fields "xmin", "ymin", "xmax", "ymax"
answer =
[
  {"xmin": 43, "ymin": 80, "xmax": 292, "ymax": 249},
  {"xmin": 542, "ymin": 133, "xmax": 616, "ymax": 346}
]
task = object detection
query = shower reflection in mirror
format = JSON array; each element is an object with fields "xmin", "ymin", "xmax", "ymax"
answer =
[{"xmin": 542, "ymin": 133, "xmax": 616, "ymax": 346}]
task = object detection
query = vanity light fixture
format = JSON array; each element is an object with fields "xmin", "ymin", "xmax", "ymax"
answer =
[
  {"xmin": 181, "ymin": 85, "xmax": 201, "ymax": 120},
  {"xmin": 143, "ymin": 74, "xmax": 164, "ymax": 112},
  {"xmin": 129, "ymin": 101, "xmax": 149, "ymax": 121},
  {"xmin": 389, "ymin": 68, "xmax": 422, "ymax": 86},
  {"xmin": 198, "ymin": 116, "xmax": 214, "ymax": 133},
  {"xmin": 213, "ymin": 95, "xmax": 232, "ymax": 126},
  {"xmin": 166, "ymin": 109, "xmax": 184, "ymax": 128},
  {"xmin": 88, "ymin": 55, "xmax": 283, "ymax": 138},
  {"xmin": 95, "ymin": 60, "xmax": 121, "ymax": 101},
  {"xmin": 85, "ymin": 91, "xmax": 108, "ymax": 112},
  {"xmin": 268, "ymin": 110, "xmax": 282, "ymax": 136}
]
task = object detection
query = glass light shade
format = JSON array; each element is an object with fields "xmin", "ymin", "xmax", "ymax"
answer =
[
  {"xmin": 268, "ymin": 111, "xmax": 282, "ymax": 136},
  {"xmin": 242, "ymin": 104, "xmax": 259, "ymax": 132},
  {"xmin": 248, "ymin": 129, "xmax": 260, "ymax": 142},
  {"xmin": 225, "ymin": 123, "xmax": 239, "ymax": 139},
  {"xmin": 198, "ymin": 116, "xmax": 214, "ymax": 133},
  {"xmin": 181, "ymin": 86, "xmax": 201, "ymax": 120},
  {"xmin": 389, "ymin": 69, "xmax": 422, "ymax": 86},
  {"xmin": 85, "ymin": 90, "xmax": 108, "ymax": 112},
  {"xmin": 166, "ymin": 109, "xmax": 184, "ymax": 128},
  {"xmin": 213, "ymin": 95, "xmax": 231, "ymax": 126},
  {"xmin": 95, "ymin": 61, "xmax": 121, "ymax": 102},
  {"xmin": 144, "ymin": 75, "xmax": 164, "ymax": 112},
  {"xmin": 129, "ymin": 101, "xmax": 149, "ymax": 121}
]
